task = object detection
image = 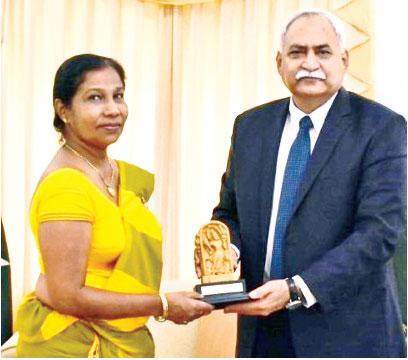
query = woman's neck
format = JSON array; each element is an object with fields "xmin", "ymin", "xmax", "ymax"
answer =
[{"xmin": 63, "ymin": 137, "xmax": 108, "ymax": 166}]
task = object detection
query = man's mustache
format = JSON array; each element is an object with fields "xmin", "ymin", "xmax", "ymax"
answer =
[{"xmin": 295, "ymin": 69, "xmax": 327, "ymax": 81}]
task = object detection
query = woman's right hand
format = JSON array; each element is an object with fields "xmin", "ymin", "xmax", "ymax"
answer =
[{"xmin": 165, "ymin": 292, "xmax": 214, "ymax": 324}]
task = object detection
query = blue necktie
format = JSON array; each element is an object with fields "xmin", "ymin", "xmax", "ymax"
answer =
[{"xmin": 270, "ymin": 115, "xmax": 313, "ymax": 279}]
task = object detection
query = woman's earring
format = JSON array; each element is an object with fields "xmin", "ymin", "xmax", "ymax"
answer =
[
  {"xmin": 61, "ymin": 117, "xmax": 67, "ymax": 123},
  {"xmin": 58, "ymin": 133, "xmax": 65, "ymax": 145}
]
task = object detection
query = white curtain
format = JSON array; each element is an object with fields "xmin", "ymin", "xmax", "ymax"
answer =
[
  {"xmin": 3, "ymin": 0, "xmax": 406, "ymax": 327},
  {"xmin": 1, "ymin": 0, "xmax": 174, "ymax": 314}
]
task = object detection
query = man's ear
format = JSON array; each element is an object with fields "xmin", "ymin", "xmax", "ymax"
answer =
[
  {"xmin": 276, "ymin": 51, "xmax": 283, "ymax": 76},
  {"xmin": 342, "ymin": 50, "xmax": 349, "ymax": 69}
]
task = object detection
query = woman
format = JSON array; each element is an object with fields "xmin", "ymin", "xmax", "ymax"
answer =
[{"xmin": 15, "ymin": 54, "xmax": 213, "ymax": 357}]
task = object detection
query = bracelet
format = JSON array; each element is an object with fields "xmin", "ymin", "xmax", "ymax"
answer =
[{"xmin": 154, "ymin": 294, "xmax": 169, "ymax": 322}]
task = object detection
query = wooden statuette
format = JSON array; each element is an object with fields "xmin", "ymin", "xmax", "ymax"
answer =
[{"xmin": 194, "ymin": 220, "xmax": 249, "ymax": 308}]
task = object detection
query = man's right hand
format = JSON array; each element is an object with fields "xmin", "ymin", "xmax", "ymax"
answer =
[{"xmin": 194, "ymin": 246, "xmax": 239, "ymax": 279}]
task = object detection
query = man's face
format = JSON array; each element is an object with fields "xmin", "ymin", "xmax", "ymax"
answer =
[{"xmin": 276, "ymin": 15, "xmax": 348, "ymax": 109}]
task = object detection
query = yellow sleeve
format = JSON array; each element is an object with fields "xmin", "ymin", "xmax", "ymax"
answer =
[{"xmin": 36, "ymin": 170, "xmax": 96, "ymax": 223}]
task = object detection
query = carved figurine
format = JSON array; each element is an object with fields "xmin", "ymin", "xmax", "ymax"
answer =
[{"xmin": 195, "ymin": 220, "xmax": 234, "ymax": 283}]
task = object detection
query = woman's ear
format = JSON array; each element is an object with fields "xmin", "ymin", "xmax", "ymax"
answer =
[{"xmin": 54, "ymin": 99, "xmax": 68, "ymax": 123}]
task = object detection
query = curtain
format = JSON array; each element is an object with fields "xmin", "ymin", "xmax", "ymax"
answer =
[
  {"xmin": 165, "ymin": 0, "xmax": 375, "ymax": 279},
  {"xmin": 1, "ymin": 0, "xmax": 374, "ymax": 321},
  {"xmin": 143, "ymin": 0, "xmax": 215, "ymax": 4},
  {"xmin": 1, "ymin": 0, "xmax": 174, "ymax": 315}
]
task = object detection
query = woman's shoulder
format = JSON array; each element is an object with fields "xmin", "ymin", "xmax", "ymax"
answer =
[
  {"xmin": 32, "ymin": 168, "xmax": 98, "ymax": 211},
  {"xmin": 117, "ymin": 161, "xmax": 154, "ymax": 203},
  {"xmin": 35, "ymin": 149, "xmax": 94, "ymax": 193},
  {"xmin": 31, "ymin": 167, "xmax": 97, "ymax": 222},
  {"xmin": 36, "ymin": 167, "xmax": 92, "ymax": 192},
  {"xmin": 117, "ymin": 160, "xmax": 153, "ymax": 178}
]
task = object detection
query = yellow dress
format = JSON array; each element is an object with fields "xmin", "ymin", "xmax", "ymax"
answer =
[{"xmin": 15, "ymin": 161, "xmax": 163, "ymax": 358}]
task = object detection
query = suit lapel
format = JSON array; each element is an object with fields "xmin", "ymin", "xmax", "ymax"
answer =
[
  {"xmin": 290, "ymin": 88, "xmax": 353, "ymax": 219},
  {"xmin": 259, "ymin": 100, "xmax": 289, "ymax": 248}
]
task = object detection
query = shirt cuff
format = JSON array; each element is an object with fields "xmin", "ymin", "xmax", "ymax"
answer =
[
  {"xmin": 230, "ymin": 244, "xmax": 240, "ymax": 260},
  {"xmin": 293, "ymin": 275, "xmax": 317, "ymax": 308}
]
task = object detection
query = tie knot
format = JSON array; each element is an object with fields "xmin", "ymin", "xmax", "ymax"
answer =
[{"xmin": 299, "ymin": 116, "xmax": 313, "ymax": 130}]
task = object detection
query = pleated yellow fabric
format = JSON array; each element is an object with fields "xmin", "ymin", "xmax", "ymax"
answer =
[{"xmin": 15, "ymin": 161, "xmax": 162, "ymax": 357}]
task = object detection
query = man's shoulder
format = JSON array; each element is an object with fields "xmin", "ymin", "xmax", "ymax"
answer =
[
  {"xmin": 238, "ymin": 97, "xmax": 290, "ymax": 120},
  {"xmin": 347, "ymin": 90, "xmax": 405, "ymax": 122},
  {"xmin": 233, "ymin": 98, "xmax": 290, "ymax": 132}
]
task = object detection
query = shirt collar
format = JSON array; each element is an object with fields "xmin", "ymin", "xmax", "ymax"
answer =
[{"xmin": 288, "ymin": 91, "xmax": 338, "ymax": 133}]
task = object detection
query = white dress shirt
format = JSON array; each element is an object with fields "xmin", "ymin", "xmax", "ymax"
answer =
[{"xmin": 263, "ymin": 92, "xmax": 338, "ymax": 307}]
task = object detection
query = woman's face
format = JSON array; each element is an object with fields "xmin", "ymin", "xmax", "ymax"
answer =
[{"xmin": 62, "ymin": 67, "xmax": 128, "ymax": 149}]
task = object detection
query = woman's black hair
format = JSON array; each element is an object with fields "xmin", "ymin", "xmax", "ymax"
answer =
[{"xmin": 53, "ymin": 54, "xmax": 126, "ymax": 132}]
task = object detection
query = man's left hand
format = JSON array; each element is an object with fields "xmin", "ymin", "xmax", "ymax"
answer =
[{"xmin": 224, "ymin": 280, "xmax": 290, "ymax": 316}]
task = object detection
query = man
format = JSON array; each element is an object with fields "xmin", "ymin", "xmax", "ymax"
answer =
[{"xmin": 195, "ymin": 10, "xmax": 406, "ymax": 357}]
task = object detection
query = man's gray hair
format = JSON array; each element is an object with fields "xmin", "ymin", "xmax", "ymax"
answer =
[{"xmin": 280, "ymin": 9, "xmax": 346, "ymax": 52}]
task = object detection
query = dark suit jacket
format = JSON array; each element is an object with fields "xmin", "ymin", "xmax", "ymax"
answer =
[{"xmin": 212, "ymin": 88, "xmax": 407, "ymax": 357}]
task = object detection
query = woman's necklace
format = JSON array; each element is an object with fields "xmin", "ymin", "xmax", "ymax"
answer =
[{"xmin": 64, "ymin": 143, "xmax": 117, "ymax": 197}]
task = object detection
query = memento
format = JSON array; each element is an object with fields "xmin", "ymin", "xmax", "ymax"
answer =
[{"xmin": 194, "ymin": 220, "xmax": 249, "ymax": 308}]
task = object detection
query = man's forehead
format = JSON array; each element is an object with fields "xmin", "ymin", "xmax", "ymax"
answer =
[
  {"xmin": 287, "ymin": 14, "xmax": 335, "ymax": 32},
  {"xmin": 283, "ymin": 15, "xmax": 340, "ymax": 49},
  {"xmin": 288, "ymin": 42, "xmax": 333, "ymax": 49}
]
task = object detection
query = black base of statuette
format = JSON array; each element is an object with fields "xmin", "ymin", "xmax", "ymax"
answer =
[{"xmin": 194, "ymin": 279, "xmax": 250, "ymax": 309}]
